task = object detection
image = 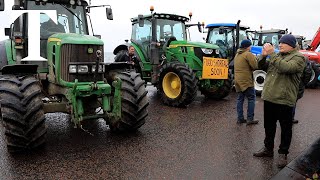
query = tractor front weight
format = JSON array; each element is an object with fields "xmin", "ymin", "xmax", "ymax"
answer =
[{"xmin": 66, "ymin": 78, "xmax": 122, "ymax": 127}]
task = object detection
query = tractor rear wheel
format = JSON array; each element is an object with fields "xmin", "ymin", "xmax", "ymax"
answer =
[
  {"xmin": 201, "ymin": 69, "xmax": 233, "ymax": 99},
  {"xmin": 158, "ymin": 62, "xmax": 198, "ymax": 107},
  {"xmin": 0, "ymin": 75, "xmax": 46, "ymax": 153},
  {"xmin": 110, "ymin": 70, "xmax": 149, "ymax": 132}
]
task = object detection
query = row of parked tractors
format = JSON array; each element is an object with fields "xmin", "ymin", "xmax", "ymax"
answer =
[{"xmin": 0, "ymin": 0, "xmax": 319, "ymax": 153}]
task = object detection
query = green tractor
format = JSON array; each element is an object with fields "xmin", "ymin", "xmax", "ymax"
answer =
[
  {"xmin": 0, "ymin": 0, "xmax": 149, "ymax": 153},
  {"xmin": 113, "ymin": 7, "xmax": 233, "ymax": 107}
]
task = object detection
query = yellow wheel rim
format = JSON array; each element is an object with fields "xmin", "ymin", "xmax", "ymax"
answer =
[{"xmin": 162, "ymin": 72, "xmax": 182, "ymax": 99}]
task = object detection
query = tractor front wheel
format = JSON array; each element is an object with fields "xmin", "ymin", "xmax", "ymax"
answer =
[
  {"xmin": 110, "ymin": 70, "xmax": 149, "ymax": 132},
  {"xmin": 158, "ymin": 62, "xmax": 198, "ymax": 107},
  {"xmin": 0, "ymin": 75, "xmax": 46, "ymax": 153}
]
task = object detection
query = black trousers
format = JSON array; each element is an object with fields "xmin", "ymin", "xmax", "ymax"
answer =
[{"xmin": 264, "ymin": 100, "xmax": 293, "ymax": 154}]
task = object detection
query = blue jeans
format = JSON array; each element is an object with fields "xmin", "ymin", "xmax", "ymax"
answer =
[{"xmin": 237, "ymin": 87, "xmax": 256, "ymax": 121}]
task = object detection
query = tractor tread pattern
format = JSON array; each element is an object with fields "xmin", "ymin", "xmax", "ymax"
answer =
[
  {"xmin": 159, "ymin": 62, "xmax": 198, "ymax": 107},
  {"xmin": 0, "ymin": 75, "xmax": 46, "ymax": 153},
  {"xmin": 110, "ymin": 70, "xmax": 149, "ymax": 132}
]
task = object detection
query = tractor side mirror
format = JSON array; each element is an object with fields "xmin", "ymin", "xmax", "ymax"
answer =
[
  {"xmin": 0, "ymin": 0, "xmax": 4, "ymax": 11},
  {"xmin": 197, "ymin": 22, "xmax": 202, "ymax": 33},
  {"xmin": 138, "ymin": 14, "xmax": 144, "ymax": 27},
  {"xmin": 4, "ymin": 28, "xmax": 10, "ymax": 36},
  {"xmin": 106, "ymin": 8, "xmax": 113, "ymax": 20}
]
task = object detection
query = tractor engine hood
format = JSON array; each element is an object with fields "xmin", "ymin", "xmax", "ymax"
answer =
[
  {"xmin": 169, "ymin": 41, "xmax": 219, "ymax": 49},
  {"xmin": 48, "ymin": 33, "xmax": 104, "ymax": 45}
]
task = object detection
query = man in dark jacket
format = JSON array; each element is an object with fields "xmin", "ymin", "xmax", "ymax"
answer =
[
  {"xmin": 234, "ymin": 39, "xmax": 259, "ymax": 125},
  {"xmin": 253, "ymin": 34, "xmax": 306, "ymax": 168}
]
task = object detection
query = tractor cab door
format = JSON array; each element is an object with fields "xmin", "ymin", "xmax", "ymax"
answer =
[{"xmin": 131, "ymin": 20, "xmax": 153, "ymax": 60}]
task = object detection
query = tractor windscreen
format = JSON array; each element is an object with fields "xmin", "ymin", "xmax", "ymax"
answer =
[
  {"xmin": 27, "ymin": 2, "xmax": 88, "ymax": 39},
  {"xmin": 157, "ymin": 19, "xmax": 187, "ymax": 42},
  {"xmin": 207, "ymin": 27, "xmax": 248, "ymax": 58},
  {"xmin": 254, "ymin": 33, "xmax": 280, "ymax": 49}
]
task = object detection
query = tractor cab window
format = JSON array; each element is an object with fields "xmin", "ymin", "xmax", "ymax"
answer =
[
  {"xmin": 261, "ymin": 33, "xmax": 279, "ymax": 49},
  {"xmin": 239, "ymin": 30, "xmax": 248, "ymax": 43},
  {"xmin": 131, "ymin": 20, "xmax": 152, "ymax": 55},
  {"xmin": 207, "ymin": 28, "xmax": 231, "ymax": 58},
  {"xmin": 157, "ymin": 19, "xmax": 186, "ymax": 42},
  {"xmin": 27, "ymin": 2, "xmax": 88, "ymax": 39}
]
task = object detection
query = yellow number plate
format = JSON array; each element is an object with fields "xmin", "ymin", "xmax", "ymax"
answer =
[{"xmin": 202, "ymin": 57, "xmax": 229, "ymax": 79}]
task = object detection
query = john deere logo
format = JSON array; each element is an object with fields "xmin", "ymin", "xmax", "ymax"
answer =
[{"xmin": 88, "ymin": 48, "xmax": 94, "ymax": 54}]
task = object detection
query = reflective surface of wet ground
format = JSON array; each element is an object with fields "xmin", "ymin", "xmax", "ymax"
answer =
[{"xmin": 0, "ymin": 87, "xmax": 319, "ymax": 179}]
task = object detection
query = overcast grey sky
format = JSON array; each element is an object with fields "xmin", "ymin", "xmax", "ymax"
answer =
[{"xmin": 0, "ymin": 0, "xmax": 319, "ymax": 52}]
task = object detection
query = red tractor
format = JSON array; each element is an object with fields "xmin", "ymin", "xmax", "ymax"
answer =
[{"xmin": 299, "ymin": 27, "xmax": 320, "ymax": 87}]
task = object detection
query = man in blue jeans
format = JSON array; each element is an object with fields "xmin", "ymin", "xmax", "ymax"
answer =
[{"xmin": 234, "ymin": 40, "xmax": 259, "ymax": 125}]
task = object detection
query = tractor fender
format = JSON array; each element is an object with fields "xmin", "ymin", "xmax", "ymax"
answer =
[
  {"xmin": 0, "ymin": 40, "xmax": 9, "ymax": 70},
  {"xmin": 113, "ymin": 44, "xmax": 128, "ymax": 55},
  {"xmin": 1, "ymin": 64, "xmax": 38, "ymax": 75}
]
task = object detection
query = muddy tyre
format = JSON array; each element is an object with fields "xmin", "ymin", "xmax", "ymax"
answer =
[
  {"xmin": 200, "ymin": 69, "xmax": 233, "ymax": 99},
  {"xmin": 306, "ymin": 63, "xmax": 320, "ymax": 89},
  {"xmin": 158, "ymin": 62, "xmax": 198, "ymax": 107},
  {"xmin": 0, "ymin": 75, "xmax": 46, "ymax": 153},
  {"xmin": 110, "ymin": 70, "xmax": 149, "ymax": 132}
]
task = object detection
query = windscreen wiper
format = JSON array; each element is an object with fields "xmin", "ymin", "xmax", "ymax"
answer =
[{"xmin": 59, "ymin": 4, "xmax": 82, "ymax": 23}]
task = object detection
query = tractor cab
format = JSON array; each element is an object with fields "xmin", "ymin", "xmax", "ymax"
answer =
[
  {"xmin": 252, "ymin": 29, "xmax": 287, "ymax": 49},
  {"xmin": 131, "ymin": 13, "xmax": 189, "ymax": 63},
  {"xmin": 205, "ymin": 22, "xmax": 250, "ymax": 60}
]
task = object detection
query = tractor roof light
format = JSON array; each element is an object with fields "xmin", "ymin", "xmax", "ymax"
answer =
[
  {"xmin": 189, "ymin": 12, "xmax": 192, "ymax": 20},
  {"xmin": 150, "ymin": 6, "xmax": 154, "ymax": 13}
]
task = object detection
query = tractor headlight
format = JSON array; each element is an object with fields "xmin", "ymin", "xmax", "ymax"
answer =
[
  {"xmin": 78, "ymin": 65, "xmax": 89, "ymax": 73},
  {"xmin": 215, "ymin": 49, "xmax": 219, "ymax": 55},
  {"xmin": 201, "ymin": 48, "xmax": 214, "ymax": 54},
  {"xmin": 92, "ymin": 65, "xmax": 105, "ymax": 73},
  {"xmin": 69, "ymin": 65, "xmax": 77, "ymax": 73}
]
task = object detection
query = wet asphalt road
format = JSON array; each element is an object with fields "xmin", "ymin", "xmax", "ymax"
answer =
[{"xmin": 0, "ymin": 87, "xmax": 319, "ymax": 180}]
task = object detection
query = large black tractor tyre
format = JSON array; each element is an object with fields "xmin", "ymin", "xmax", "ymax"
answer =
[
  {"xmin": 306, "ymin": 62, "xmax": 320, "ymax": 89},
  {"xmin": 110, "ymin": 70, "xmax": 149, "ymax": 132},
  {"xmin": 0, "ymin": 75, "xmax": 46, "ymax": 153},
  {"xmin": 200, "ymin": 69, "xmax": 233, "ymax": 99},
  {"xmin": 158, "ymin": 62, "xmax": 198, "ymax": 107}
]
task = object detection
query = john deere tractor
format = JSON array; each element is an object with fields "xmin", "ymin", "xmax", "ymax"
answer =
[
  {"xmin": 113, "ymin": 7, "xmax": 233, "ymax": 107},
  {"xmin": 0, "ymin": 0, "xmax": 149, "ymax": 153}
]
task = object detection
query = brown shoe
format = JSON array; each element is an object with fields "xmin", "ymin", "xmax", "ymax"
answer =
[
  {"xmin": 292, "ymin": 119, "xmax": 299, "ymax": 124},
  {"xmin": 253, "ymin": 147, "xmax": 274, "ymax": 157},
  {"xmin": 247, "ymin": 119, "xmax": 259, "ymax": 125},
  {"xmin": 277, "ymin": 154, "xmax": 287, "ymax": 168}
]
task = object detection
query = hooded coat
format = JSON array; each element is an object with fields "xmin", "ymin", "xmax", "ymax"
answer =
[{"xmin": 234, "ymin": 48, "xmax": 258, "ymax": 92}]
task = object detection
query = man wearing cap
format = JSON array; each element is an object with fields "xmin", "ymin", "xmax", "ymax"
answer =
[
  {"xmin": 253, "ymin": 34, "xmax": 305, "ymax": 168},
  {"xmin": 234, "ymin": 39, "xmax": 259, "ymax": 125}
]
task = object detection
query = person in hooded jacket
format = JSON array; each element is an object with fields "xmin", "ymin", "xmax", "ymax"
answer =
[{"xmin": 234, "ymin": 39, "xmax": 259, "ymax": 125}]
